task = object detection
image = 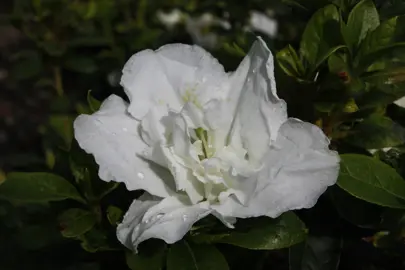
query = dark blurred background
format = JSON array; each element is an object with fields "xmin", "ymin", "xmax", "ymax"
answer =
[{"xmin": 1, "ymin": 1, "xmax": 405, "ymax": 269}]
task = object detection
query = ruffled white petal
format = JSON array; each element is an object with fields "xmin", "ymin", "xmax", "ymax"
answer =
[
  {"xmin": 117, "ymin": 193, "xmax": 211, "ymax": 251},
  {"xmin": 73, "ymin": 95, "xmax": 174, "ymax": 197},
  {"xmin": 213, "ymin": 119, "xmax": 340, "ymax": 218},
  {"xmin": 156, "ymin": 44, "xmax": 229, "ymax": 106},
  {"xmin": 121, "ymin": 43, "xmax": 229, "ymax": 122},
  {"xmin": 228, "ymin": 37, "xmax": 287, "ymax": 163},
  {"xmin": 120, "ymin": 50, "xmax": 181, "ymax": 120}
]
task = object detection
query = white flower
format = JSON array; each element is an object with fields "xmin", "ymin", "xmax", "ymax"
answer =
[
  {"xmin": 185, "ymin": 13, "xmax": 231, "ymax": 49},
  {"xmin": 74, "ymin": 37, "xmax": 340, "ymax": 251},
  {"xmin": 248, "ymin": 11, "xmax": 278, "ymax": 38},
  {"xmin": 156, "ymin": 9, "xmax": 183, "ymax": 29},
  {"xmin": 395, "ymin": 96, "xmax": 405, "ymax": 108}
]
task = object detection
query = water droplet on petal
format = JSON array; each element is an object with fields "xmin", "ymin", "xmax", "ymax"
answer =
[
  {"xmin": 137, "ymin": 172, "xmax": 145, "ymax": 179},
  {"xmin": 182, "ymin": 214, "xmax": 188, "ymax": 222},
  {"xmin": 252, "ymin": 68, "xmax": 256, "ymax": 73},
  {"xmin": 156, "ymin": 214, "xmax": 164, "ymax": 219},
  {"xmin": 231, "ymin": 168, "xmax": 237, "ymax": 177},
  {"xmin": 122, "ymin": 127, "xmax": 128, "ymax": 132}
]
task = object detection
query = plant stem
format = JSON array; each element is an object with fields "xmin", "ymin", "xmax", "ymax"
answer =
[{"xmin": 53, "ymin": 66, "xmax": 63, "ymax": 96}]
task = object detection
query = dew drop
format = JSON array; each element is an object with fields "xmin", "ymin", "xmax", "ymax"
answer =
[
  {"xmin": 137, "ymin": 172, "xmax": 145, "ymax": 179},
  {"xmin": 182, "ymin": 214, "xmax": 188, "ymax": 222},
  {"xmin": 252, "ymin": 68, "xmax": 257, "ymax": 73},
  {"xmin": 231, "ymin": 168, "xmax": 237, "ymax": 177}
]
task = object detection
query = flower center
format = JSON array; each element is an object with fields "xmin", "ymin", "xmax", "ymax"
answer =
[{"xmin": 194, "ymin": 127, "xmax": 214, "ymax": 160}]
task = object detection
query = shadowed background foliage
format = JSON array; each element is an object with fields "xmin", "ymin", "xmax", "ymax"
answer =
[{"xmin": 1, "ymin": 0, "xmax": 405, "ymax": 269}]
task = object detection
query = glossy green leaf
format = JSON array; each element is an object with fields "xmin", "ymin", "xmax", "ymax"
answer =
[
  {"xmin": 49, "ymin": 115, "xmax": 74, "ymax": 149},
  {"xmin": 328, "ymin": 53, "xmax": 349, "ymax": 75},
  {"xmin": 289, "ymin": 235, "xmax": 342, "ymax": 270},
  {"xmin": 0, "ymin": 172, "xmax": 85, "ymax": 204},
  {"xmin": 337, "ymin": 154, "xmax": 405, "ymax": 208},
  {"xmin": 58, "ymin": 208, "xmax": 97, "ymax": 238},
  {"xmin": 277, "ymin": 45, "xmax": 305, "ymax": 78},
  {"xmin": 106, "ymin": 205, "xmax": 123, "ymax": 225},
  {"xmin": 167, "ymin": 241, "xmax": 229, "ymax": 270},
  {"xmin": 357, "ymin": 81, "xmax": 405, "ymax": 108},
  {"xmin": 192, "ymin": 212, "xmax": 306, "ymax": 250},
  {"xmin": 357, "ymin": 15, "xmax": 405, "ymax": 67},
  {"xmin": 126, "ymin": 245, "xmax": 166, "ymax": 270},
  {"xmin": 361, "ymin": 45, "xmax": 405, "ymax": 76},
  {"xmin": 300, "ymin": 5, "xmax": 343, "ymax": 73},
  {"xmin": 344, "ymin": 0, "xmax": 379, "ymax": 51},
  {"xmin": 87, "ymin": 90, "xmax": 101, "ymax": 112},
  {"xmin": 79, "ymin": 228, "xmax": 110, "ymax": 253},
  {"xmin": 344, "ymin": 115, "xmax": 405, "ymax": 149},
  {"xmin": 330, "ymin": 186, "xmax": 382, "ymax": 228}
]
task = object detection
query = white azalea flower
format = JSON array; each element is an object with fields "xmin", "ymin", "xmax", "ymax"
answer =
[
  {"xmin": 185, "ymin": 13, "xmax": 231, "ymax": 49},
  {"xmin": 248, "ymin": 11, "xmax": 278, "ymax": 38},
  {"xmin": 156, "ymin": 9, "xmax": 183, "ymax": 29},
  {"xmin": 74, "ymin": 37, "xmax": 340, "ymax": 251},
  {"xmin": 395, "ymin": 96, "xmax": 405, "ymax": 108}
]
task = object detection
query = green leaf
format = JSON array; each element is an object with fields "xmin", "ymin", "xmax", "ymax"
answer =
[
  {"xmin": 337, "ymin": 154, "xmax": 405, "ymax": 208},
  {"xmin": 361, "ymin": 46, "xmax": 405, "ymax": 74},
  {"xmin": 64, "ymin": 57, "xmax": 98, "ymax": 74},
  {"xmin": 106, "ymin": 205, "xmax": 123, "ymax": 225},
  {"xmin": 289, "ymin": 235, "xmax": 342, "ymax": 270},
  {"xmin": 49, "ymin": 115, "xmax": 74, "ymax": 149},
  {"xmin": 222, "ymin": 42, "xmax": 246, "ymax": 57},
  {"xmin": 167, "ymin": 241, "xmax": 229, "ymax": 270},
  {"xmin": 87, "ymin": 90, "xmax": 101, "ymax": 112},
  {"xmin": 357, "ymin": 80, "xmax": 405, "ymax": 108},
  {"xmin": 79, "ymin": 228, "xmax": 110, "ymax": 253},
  {"xmin": 357, "ymin": 15, "xmax": 405, "ymax": 66},
  {"xmin": 277, "ymin": 45, "xmax": 305, "ymax": 78},
  {"xmin": 192, "ymin": 212, "xmax": 306, "ymax": 250},
  {"xmin": 344, "ymin": 0, "xmax": 379, "ymax": 51},
  {"xmin": 300, "ymin": 5, "xmax": 343, "ymax": 73},
  {"xmin": 344, "ymin": 115, "xmax": 405, "ymax": 149},
  {"xmin": 126, "ymin": 245, "xmax": 166, "ymax": 270},
  {"xmin": 0, "ymin": 172, "xmax": 85, "ymax": 204},
  {"xmin": 330, "ymin": 186, "xmax": 382, "ymax": 228},
  {"xmin": 328, "ymin": 53, "xmax": 349, "ymax": 75},
  {"xmin": 58, "ymin": 208, "xmax": 97, "ymax": 238}
]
